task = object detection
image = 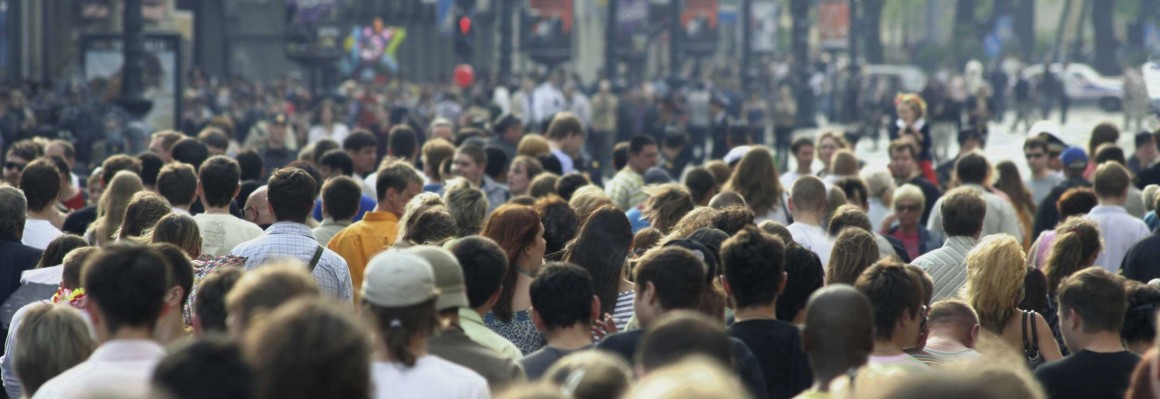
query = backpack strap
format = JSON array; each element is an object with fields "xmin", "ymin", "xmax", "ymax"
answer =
[{"xmin": 308, "ymin": 245, "xmax": 324, "ymax": 272}]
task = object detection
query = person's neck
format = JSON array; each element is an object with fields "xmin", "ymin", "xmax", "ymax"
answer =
[
  {"xmin": 60, "ymin": 184, "xmax": 79, "ymax": 200},
  {"xmin": 372, "ymin": 204, "xmax": 399, "ymax": 217},
  {"xmin": 733, "ymin": 303, "xmax": 778, "ymax": 322},
  {"xmin": 545, "ymin": 324, "xmax": 595, "ymax": 350},
  {"xmin": 1078, "ymin": 331, "xmax": 1129, "ymax": 353},
  {"xmin": 796, "ymin": 164, "xmax": 812, "ymax": 175},
  {"xmin": 203, "ymin": 204, "xmax": 231, "ymax": 214},
  {"xmin": 154, "ymin": 312, "xmax": 187, "ymax": 345},
  {"xmin": 27, "ymin": 208, "xmax": 56, "ymax": 221},
  {"xmin": 1032, "ymin": 167, "xmax": 1050, "ymax": 179},
  {"xmin": 1099, "ymin": 197, "xmax": 1127, "ymax": 207},
  {"xmin": 442, "ymin": 312, "xmax": 461, "ymax": 329},
  {"xmin": 871, "ymin": 337, "xmax": 906, "ymax": 357},
  {"xmin": 809, "ymin": 357, "xmax": 861, "ymax": 393},
  {"xmin": 792, "ymin": 212, "xmax": 823, "ymax": 227},
  {"xmin": 470, "ymin": 176, "xmax": 483, "ymax": 187},
  {"xmin": 906, "ymin": 170, "xmax": 923, "ymax": 181},
  {"xmin": 174, "ymin": 204, "xmax": 191, "ymax": 213},
  {"xmin": 922, "ymin": 333, "xmax": 970, "ymax": 353},
  {"xmin": 103, "ymin": 326, "xmax": 156, "ymax": 343},
  {"xmin": 377, "ymin": 335, "xmax": 429, "ymax": 363}
]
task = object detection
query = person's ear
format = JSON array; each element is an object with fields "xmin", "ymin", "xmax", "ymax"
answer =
[
  {"xmin": 531, "ymin": 308, "xmax": 546, "ymax": 332},
  {"xmin": 720, "ymin": 276, "xmax": 733, "ymax": 298},
  {"xmin": 164, "ymin": 286, "xmax": 183, "ymax": 308},
  {"xmin": 777, "ymin": 272, "xmax": 788, "ymax": 295},
  {"xmin": 643, "ymin": 281, "xmax": 658, "ymax": 306},
  {"xmin": 968, "ymin": 324, "xmax": 980, "ymax": 348},
  {"xmin": 787, "ymin": 197, "xmax": 795, "ymax": 213}
]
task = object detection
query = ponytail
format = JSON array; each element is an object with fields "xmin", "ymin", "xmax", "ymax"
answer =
[
  {"xmin": 1044, "ymin": 219, "xmax": 1102, "ymax": 296},
  {"xmin": 365, "ymin": 299, "xmax": 440, "ymax": 368}
]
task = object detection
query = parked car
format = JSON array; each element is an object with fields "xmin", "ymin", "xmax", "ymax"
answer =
[{"xmin": 1021, "ymin": 63, "xmax": 1123, "ymax": 111}]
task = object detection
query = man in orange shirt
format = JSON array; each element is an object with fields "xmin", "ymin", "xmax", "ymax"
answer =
[{"xmin": 327, "ymin": 160, "xmax": 423, "ymax": 297}]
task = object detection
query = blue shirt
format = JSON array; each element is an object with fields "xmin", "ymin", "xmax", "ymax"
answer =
[{"xmin": 627, "ymin": 207, "xmax": 650, "ymax": 233}]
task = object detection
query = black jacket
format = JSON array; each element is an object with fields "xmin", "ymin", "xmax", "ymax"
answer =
[
  {"xmin": 0, "ymin": 232, "xmax": 42, "ymax": 306},
  {"xmin": 1032, "ymin": 176, "xmax": 1092, "ymax": 237},
  {"xmin": 1121, "ymin": 231, "xmax": 1160, "ymax": 284}
]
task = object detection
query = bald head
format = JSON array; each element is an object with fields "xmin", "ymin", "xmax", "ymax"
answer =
[
  {"xmin": 244, "ymin": 185, "xmax": 275, "ymax": 226},
  {"xmin": 709, "ymin": 191, "xmax": 747, "ymax": 210},
  {"xmin": 802, "ymin": 285, "xmax": 874, "ymax": 384}
]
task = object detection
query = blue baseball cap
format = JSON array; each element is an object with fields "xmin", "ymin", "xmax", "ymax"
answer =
[{"xmin": 1060, "ymin": 146, "xmax": 1088, "ymax": 170}]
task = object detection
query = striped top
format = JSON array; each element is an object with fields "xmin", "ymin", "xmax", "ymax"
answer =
[
  {"xmin": 612, "ymin": 291, "xmax": 635, "ymax": 331},
  {"xmin": 911, "ymin": 236, "xmax": 978, "ymax": 301}
]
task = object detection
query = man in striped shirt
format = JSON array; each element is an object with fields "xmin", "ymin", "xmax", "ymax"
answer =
[{"xmin": 911, "ymin": 187, "xmax": 986, "ymax": 301}]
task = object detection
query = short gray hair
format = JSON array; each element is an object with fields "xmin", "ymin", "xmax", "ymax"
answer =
[{"xmin": 0, "ymin": 186, "xmax": 27, "ymax": 236}]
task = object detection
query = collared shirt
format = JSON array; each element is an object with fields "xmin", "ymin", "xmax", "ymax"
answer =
[
  {"xmin": 171, "ymin": 208, "xmax": 191, "ymax": 216},
  {"xmin": 458, "ymin": 307, "xmax": 522, "ymax": 364},
  {"xmin": 551, "ymin": 147, "xmax": 575, "ymax": 175},
  {"xmin": 788, "ymin": 223, "xmax": 834, "ymax": 267},
  {"xmin": 927, "ymin": 184, "xmax": 1023, "ymax": 243},
  {"xmin": 911, "ymin": 236, "xmax": 979, "ymax": 300},
  {"xmin": 230, "ymin": 221, "xmax": 353, "ymax": 300},
  {"xmin": 326, "ymin": 212, "xmax": 399, "ymax": 298},
  {"xmin": 482, "ymin": 176, "xmax": 512, "ymax": 216},
  {"xmin": 33, "ymin": 340, "xmax": 166, "ymax": 399},
  {"xmin": 1086, "ymin": 206, "xmax": 1151, "ymax": 273},
  {"xmin": 605, "ymin": 168, "xmax": 647, "ymax": 211},
  {"xmin": 428, "ymin": 326, "xmax": 526, "ymax": 389},
  {"xmin": 312, "ymin": 218, "xmax": 353, "ymax": 246}
]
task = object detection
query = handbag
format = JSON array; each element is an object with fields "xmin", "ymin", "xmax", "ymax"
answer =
[{"xmin": 1022, "ymin": 309, "xmax": 1046, "ymax": 370}]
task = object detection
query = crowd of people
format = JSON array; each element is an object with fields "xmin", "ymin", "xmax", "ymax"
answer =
[{"xmin": 3, "ymin": 61, "xmax": 1160, "ymax": 399}]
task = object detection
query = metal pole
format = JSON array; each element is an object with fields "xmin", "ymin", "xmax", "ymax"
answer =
[
  {"xmin": 848, "ymin": 0, "xmax": 857, "ymax": 63},
  {"xmin": 741, "ymin": 0, "xmax": 752, "ymax": 91},
  {"xmin": 117, "ymin": 0, "xmax": 151, "ymax": 117},
  {"xmin": 499, "ymin": 0, "xmax": 514, "ymax": 85},
  {"xmin": 670, "ymin": 0, "xmax": 681, "ymax": 80},
  {"xmin": 605, "ymin": 0, "xmax": 618, "ymax": 85}
]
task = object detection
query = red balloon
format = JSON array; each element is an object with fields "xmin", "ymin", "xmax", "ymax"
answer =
[
  {"xmin": 454, "ymin": 64, "xmax": 475, "ymax": 88},
  {"xmin": 458, "ymin": 16, "xmax": 472, "ymax": 34}
]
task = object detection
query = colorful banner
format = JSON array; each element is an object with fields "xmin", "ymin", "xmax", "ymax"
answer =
[
  {"xmin": 523, "ymin": 0, "xmax": 574, "ymax": 65},
  {"xmin": 817, "ymin": 0, "xmax": 849, "ymax": 50},
  {"xmin": 750, "ymin": 0, "xmax": 779, "ymax": 54},
  {"xmin": 681, "ymin": 0, "xmax": 719, "ymax": 57}
]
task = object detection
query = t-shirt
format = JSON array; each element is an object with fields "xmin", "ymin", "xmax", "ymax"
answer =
[
  {"xmin": 787, "ymin": 223, "xmax": 834, "ymax": 266},
  {"xmin": 1027, "ymin": 173, "xmax": 1066, "ymax": 207},
  {"xmin": 867, "ymin": 354, "xmax": 932, "ymax": 373},
  {"xmin": 193, "ymin": 213, "xmax": 265, "ymax": 257},
  {"xmin": 727, "ymin": 319, "xmax": 813, "ymax": 399},
  {"xmin": 371, "ymin": 356, "xmax": 490, "ymax": 399},
  {"xmin": 21, "ymin": 219, "xmax": 61, "ymax": 250},
  {"xmin": 924, "ymin": 347, "xmax": 982, "ymax": 362},
  {"xmin": 891, "ymin": 229, "xmax": 920, "ymax": 261},
  {"xmin": 1034, "ymin": 350, "xmax": 1140, "ymax": 399},
  {"xmin": 612, "ymin": 291, "xmax": 635, "ymax": 332},
  {"xmin": 520, "ymin": 345, "xmax": 593, "ymax": 380}
]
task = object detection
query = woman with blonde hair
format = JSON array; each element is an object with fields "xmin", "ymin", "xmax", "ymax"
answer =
[
  {"xmin": 964, "ymin": 234, "xmax": 1062, "ymax": 366},
  {"xmin": 442, "ymin": 179, "xmax": 488, "ymax": 237},
  {"xmin": 993, "ymin": 160, "xmax": 1036, "ymax": 248},
  {"xmin": 85, "ymin": 170, "xmax": 144, "ymax": 245},
  {"xmin": 642, "ymin": 184, "xmax": 695, "ymax": 235},
  {"xmin": 420, "ymin": 139, "xmax": 456, "ymax": 193},
  {"xmin": 862, "ymin": 169, "xmax": 896, "ymax": 228},
  {"xmin": 892, "ymin": 93, "xmax": 938, "ymax": 185},
  {"xmin": 825, "ymin": 228, "xmax": 881, "ymax": 285},
  {"xmin": 517, "ymin": 134, "xmax": 552, "ymax": 158},
  {"xmin": 722, "ymin": 147, "xmax": 788, "ymax": 224},
  {"xmin": 1041, "ymin": 217, "xmax": 1102, "ymax": 354},
  {"xmin": 115, "ymin": 192, "xmax": 172, "ymax": 241},
  {"xmin": 815, "ymin": 131, "xmax": 848, "ymax": 178},
  {"xmin": 882, "ymin": 184, "xmax": 943, "ymax": 260},
  {"xmin": 394, "ymin": 192, "xmax": 445, "ymax": 243},
  {"xmin": 660, "ymin": 207, "xmax": 721, "ymax": 246},
  {"xmin": 569, "ymin": 185, "xmax": 614, "ymax": 225},
  {"xmin": 397, "ymin": 206, "xmax": 458, "ymax": 248},
  {"xmin": 12, "ymin": 303, "xmax": 95, "ymax": 397}
]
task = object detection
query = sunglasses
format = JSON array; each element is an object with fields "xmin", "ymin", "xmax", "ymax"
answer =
[
  {"xmin": 3, "ymin": 162, "xmax": 24, "ymax": 171},
  {"xmin": 895, "ymin": 204, "xmax": 921, "ymax": 213},
  {"xmin": 1025, "ymin": 153, "xmax": 1045, "ymax": 159}
]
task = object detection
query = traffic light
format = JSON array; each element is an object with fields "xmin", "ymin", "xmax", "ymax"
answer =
[{"xmin": 454, "ymin": 12, "xmax": 474, "ymax": 63}]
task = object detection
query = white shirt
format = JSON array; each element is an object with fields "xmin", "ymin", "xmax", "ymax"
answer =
[
  {"xmin": 308, "ymin": 123, "xmax": 351, "ymax": 145},
  {"xmin": 532, "ymin": 83, "xmax": 566, "ymax": 125},
  {"xmin": 371, "ymin": 356, "xmax": 490, "ymax": 399},
  {"xmin": 787, "ymin": 222, "xmax": 834, "ymax": 266},
  {"xmin": 33, "ymin": 340, "xmax": 166, "ymax": 399},
  {"xmin": 21, "ymin": 219, "xmax": 61, "ymax": 250},
  {"xmin": 172, "ymin": 208, "xmax": 191, "ymax": 216},
  {"xmin": 1086, "ymin": 206, "xmax": 1151, "ymax": 273},
  {"xmin": 926, "ymin": 184, "xmax": 1024, "ymax": 243},
  {"xmin": 867, "ymin": 197, "xmax": 890, "ymax": 229},
  {"xmin": 780, "ymin": 171, "xmax": 803, "ymax": 191},
  {"xmin": 568, "ymin": 92, "xmax": 592, "ymax": 125},
  {"xmin": 192, "ymin": 213, "xmax": 265, "ymax": 257},
  {"xmin": 551, "ymin": 147, "xmax": 576, "ymax": 175}
]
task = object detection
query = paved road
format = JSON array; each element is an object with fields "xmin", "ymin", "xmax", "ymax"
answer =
[{"xmin": 792, "ymin": 105, "xmax": 1140, "ymax": 180}]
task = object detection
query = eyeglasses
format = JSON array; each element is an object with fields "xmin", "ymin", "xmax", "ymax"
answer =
[
  {"xmin": 3, "ymin": 162, "xmax": 24, "ymax": 171},
  {"xmin": 895, "ymin": 204, "xmax": 921, "ymax": 213},
  {"xmin": 1025, "ymin": 152, "xmax": 1045, "ymax": 159}
]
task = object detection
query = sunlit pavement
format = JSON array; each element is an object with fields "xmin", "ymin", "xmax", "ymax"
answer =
[{"xmin": 790, "ymin": 105, "xmax": 1137, "ymax": 179}]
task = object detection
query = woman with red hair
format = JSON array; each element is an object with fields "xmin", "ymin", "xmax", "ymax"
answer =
[{"xmin": 481, "ymin": 204, "xmax": 549, "ymax": 354}]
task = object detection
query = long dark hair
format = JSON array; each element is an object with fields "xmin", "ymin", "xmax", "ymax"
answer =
[
  {"xmin": 563, "ymin": 206, "xmax": 634, "ymax": 315},
  {"xmin": 363, "ymin": 299, "xmax": 439, "ymax": 368},
  {"xmin": 993, "ymin": 160, "xmax": 1036, "ymax": 215},
  {"xmin": 482, "ymin": 204, "xmax": 544, "ymax": 322}
]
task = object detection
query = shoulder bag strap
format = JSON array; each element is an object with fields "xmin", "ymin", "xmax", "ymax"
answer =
[
  {"xmin": 308, "ymin": 245, "xmax": 324, "ymax": 272},
  {"xmin": 1029, "ymin": 310, "xmax": 1040, "ymax": 352},
  {"xmin": 1021, "ymin": 310, "xmax": 1031, "ymax": 353}
]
